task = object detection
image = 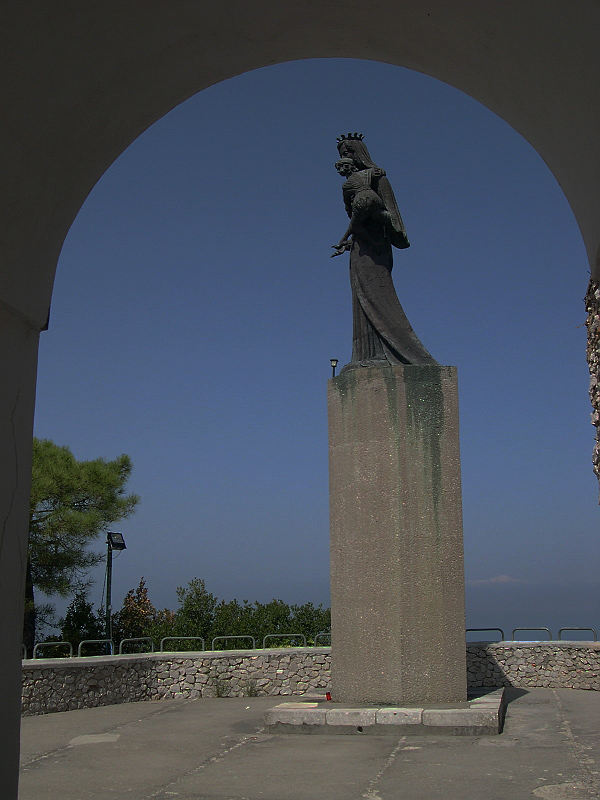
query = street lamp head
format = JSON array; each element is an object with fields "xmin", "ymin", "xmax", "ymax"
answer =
[
  {"xmin": 330, "ymin": 359, "xmax": 339, "ymax": 369},
  {"xmin": 107, "ymin": 531, "xmax": 126, "ymax": 551}
]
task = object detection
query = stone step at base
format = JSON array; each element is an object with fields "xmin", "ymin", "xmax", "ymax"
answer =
[{"xmin": 264, "ymin": 687, "xmax": 505, "ymax": 735}]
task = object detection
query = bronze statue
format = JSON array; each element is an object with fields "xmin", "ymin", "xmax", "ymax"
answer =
[{"xmin": 333, "ymin": 134, "xmax": 437, "ymax": 368}]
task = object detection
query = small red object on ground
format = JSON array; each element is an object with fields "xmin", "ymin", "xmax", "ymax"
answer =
[{"xmin": 326, "ymin": 692, "xmax": 332, "ymax": 701}]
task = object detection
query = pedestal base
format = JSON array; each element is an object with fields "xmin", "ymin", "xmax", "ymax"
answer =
[
  {"xmin": 265, "ymin": 688, "xmax": 505, "ymax": 736},
  {"xmin": 328, "ymin": 365, "xmax": 466, "ymax": 705}
]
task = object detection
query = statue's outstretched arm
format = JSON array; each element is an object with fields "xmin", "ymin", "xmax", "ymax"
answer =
[{"xmin": 331, "ymin": 223, "xmax": 353, "ymax": 257}]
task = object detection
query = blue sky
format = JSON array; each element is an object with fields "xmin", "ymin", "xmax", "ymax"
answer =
[{"xmin": 34, "ymin": 58, "xmax": 599, "ymax": 640}]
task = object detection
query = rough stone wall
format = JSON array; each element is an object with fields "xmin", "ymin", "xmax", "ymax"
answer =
[
  {"xmin": 467, "ymin": 643, "xmax": 600, "ymax": 690},
  {"xmin": 22, "ymin": 658, "xmax": 157, "ymax": 715},
  {"xmin": 22, "ymin": 643, "xmax": 600, "ymax": 716},
  {"xmin": 585, "ymin": 278, "xmax": 600, "ymax": 486},
  {"xmin": 22, "ymin": 648, "xmax": 331, "ymax": 716}
]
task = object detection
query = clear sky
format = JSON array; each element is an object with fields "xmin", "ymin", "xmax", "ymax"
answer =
[{"xmin": 33, "ymin": 58, "xmax": 599, "ymax": 641}]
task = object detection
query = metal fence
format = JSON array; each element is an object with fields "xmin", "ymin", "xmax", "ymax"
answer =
[
  {"xmin": 118, "ymin": 637, "xmax": 155, "ymax": 654},
  {"xmin": 32, "ymin": 641, "xmax": 73, "ymax": 659},
  {"xmin": 558, "ymin": 627, "xmax": 597, "ymax": 641},
  {"xmin": 24, "ymin": 632, "xmax": 330, "ymax": 658},
  {"xmin": 160, "ymin": 636, "xmax": 205, "ymax": 652},
  {"xmin": 24, "ymin": 625, "xmax": 599, "ymax": 659},
  {"xmin": 77, "ymin": 639, "xmax": 113, "ymax": 657},
  {"xmin": 262, "ymin": 633, "xmax": 307, "ymax": 649},
  {"xmin": 467, "ymin": 627, "xmax": 598, "ymax": 642},
  {"xmin": 211, "ymin": 635, "xmax": 256, "ymax": 651},
  {"xmin": 466, "ymin": 628, "xmax": 505, "ymax": 641}
]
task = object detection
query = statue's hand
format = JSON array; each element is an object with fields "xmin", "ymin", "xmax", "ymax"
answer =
[{"xmin": 331, "ymin": 241, "xmax": 351, "ymax": 258}]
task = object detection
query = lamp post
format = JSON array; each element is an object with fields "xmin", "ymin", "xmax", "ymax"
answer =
[
  {"xmin": 105, "ymin": 532, "xmax": 126, "ymax": 649},
  {"xmin": 330, "ymin": 358, "xmax": 339, "ymax": 378}
]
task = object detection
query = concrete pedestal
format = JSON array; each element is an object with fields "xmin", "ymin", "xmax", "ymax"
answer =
[{"xmin": 328, "ymin": 365, "xmax": 466, "ymax": 705}]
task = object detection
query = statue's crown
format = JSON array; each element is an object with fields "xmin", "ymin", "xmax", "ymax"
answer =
[{"xmin": 337, "ymin": 132, "xmax": 364, "ymax": 143}]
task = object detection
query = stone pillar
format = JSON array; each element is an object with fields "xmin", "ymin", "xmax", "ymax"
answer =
[
  {"xmin": 328, "ymin": 364, "xmax": 465, "ymax": 705},
  {"xmin": 0, "ymin": 304, "xmax": 40, "ymax": 799}
]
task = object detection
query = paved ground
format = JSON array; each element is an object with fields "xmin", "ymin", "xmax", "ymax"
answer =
[{"xmin": 19, "ymin": 688, "xmax": 600, "ymax": 799}]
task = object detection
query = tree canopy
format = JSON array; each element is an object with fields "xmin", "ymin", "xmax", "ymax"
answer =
[
  {"xmin": 39, "ymin": 576, "xmax": 331, "ymax": 658},
  {"xmin": 25, "ymin": 438, "xmax": 139, "ymax": 651},
  {"xmin": 59, "ymin": 591, "xmax": 104, "ymax": 647},
  {"xmin": 112, "ymin": 577, "xmax": 330, "ymax": 652}
]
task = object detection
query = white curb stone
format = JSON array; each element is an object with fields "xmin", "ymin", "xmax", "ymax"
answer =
[
  {"xmin": 326, "ymin": 708, "xmax": 377, "ymax": 726},
  {"xmin": 376, "ymin": 708, "xmax": 423, "ymax": 724},
  {"xmin": 422, "ymin": 707, "xmax": 499, "ymax": 728},
  {"xmin": 264, "ymin": 704, "xmax": 327, "ymax": 726}
]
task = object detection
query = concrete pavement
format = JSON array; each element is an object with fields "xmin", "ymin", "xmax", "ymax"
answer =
[{"xmin": 19, "ymin": 688, "xmax": 600, "ymax": 799}]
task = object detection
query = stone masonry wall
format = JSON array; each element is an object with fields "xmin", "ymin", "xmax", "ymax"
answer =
[
  {"xmin": 467, "ymin": 643, "xmax": 600, "ymax": 690},
  {"xmin": 585, "ymin": 277, "xmax": 600, "ymax": 485},
  {"xmin": 22, "ymin": 642, "xmax": 600, "ymax": 716},
  {"xmin": 22, "ymin": 648, "xmax": 331, "ymax": 716}
]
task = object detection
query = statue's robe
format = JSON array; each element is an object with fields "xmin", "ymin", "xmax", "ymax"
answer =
[
  {"xmin": 341, "ymin": 169, "xmax": 436, "ymax": 367},
  {"xmin": 349, "ymin": 235, "xmax": 437, "ymax": 366}
]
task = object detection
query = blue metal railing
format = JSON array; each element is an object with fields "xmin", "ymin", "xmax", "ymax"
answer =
[
  {"xmin": 33, "ymin": 641, "xmax": 73, "ymax": 659},
  {"xmin": 78, "ymin": 639, "xmax": 113, "ymax": 657},
  {"xmin": 557, "ymin": 627, "xmax": 597, "ymax": 642},
  {"xmin": 211, "ymin": 635, "xmax": 256, "ymax": 651},
  {"xmin": 511, "ymin": 628, "xmax": 553, "ymax": 641},
  {"xmin": 28, "ymin": 625, "xmax": 598, "ymax": 658},
  {"xmin": 160, "ymin": 636, "xmax": 205, "ymax": 652},
  {"xmin": 262, "ymin": 633, "xmax": 307, "ymax": 649},
  {"xmin": 118, "ymin": 637, "xmax": 155, "ymax": 654},
  {"xmin": 466, "ymin": 628, "xmax": 505, "ymax": 641}
]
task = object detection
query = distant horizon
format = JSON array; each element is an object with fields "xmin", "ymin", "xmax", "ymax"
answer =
[{"xmin": 40, "ymin": 572, "xmax": 598, "ymax": 647}]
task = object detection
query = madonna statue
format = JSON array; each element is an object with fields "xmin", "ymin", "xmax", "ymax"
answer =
[{"xmin": 332, "ymin": 133, "xmax": 437, "ymax": 368}]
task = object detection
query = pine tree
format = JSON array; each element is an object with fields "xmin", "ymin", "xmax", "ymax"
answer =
[
  {"xmin": 26, "ymin": 438, "xmax": 139, "ymax": 654},
  {"xmin": 59, "ymin": 591, "xmax": 104, "ymax": 649}
]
